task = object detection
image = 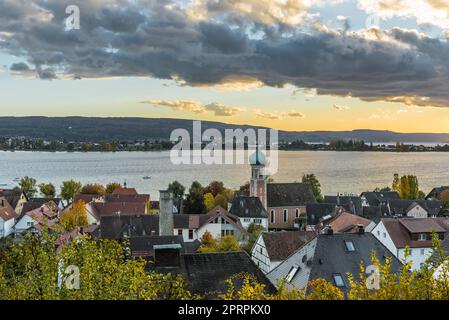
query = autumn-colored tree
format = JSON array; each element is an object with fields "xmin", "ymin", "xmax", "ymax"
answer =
[
  {"xmin": 80, "ymin": 183, "xmax": 106, "ymax": 195},
  {"xmin": 239, "ymin": 182, "xmax": 250, "ymax": 196},
  {"xmin": 198, "ymin": 231, "xmax": 217, "ymax": 252},
  {"xmin": 221, "ymin": 274, "xmax": 271, "ymax": 300},
  {"xmin": 203, "ymin": 193, "xmax": 215, "ymax": 212},
  {"xmin": 60, "ymin": 200, "xmax": 88, "ymax": 231},
  {"xmin": 60, "ymin": 180, "xmax": 82, "ymax": 203},
  {"xmin": 105, "ymin": 182, "xmax": 122, "ymax": 194},
  {"xmin": 39, "ymin": 183, "xmax": 56, "ymax": 198},
  {"xmin": 0, "ymin": 232, "xmax": 194, "ymax": 300},
  {"xmin": 306, "ymin": 278, "xmax": 344, "ymax": 300},
  {"xmin": 392, "ymin": 174, "xmax": 425, "ymax": 200},
  {"xmin": 198, "ymin": 235, "xmax": 240, "ymax": 253},
  {"xmin": 18, "ymin": 176, "xmax": 37, "ymax": 198}
]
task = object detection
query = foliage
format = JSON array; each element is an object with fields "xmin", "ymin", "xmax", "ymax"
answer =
[
  {"xmin": 39, "ymin": 183, "xmax": 56, "ymax": 198},
  {"xmin": 198, "ymin": 235, "xmax": 240, "ymax": 253},
  {"xmin": 183, "ymin": 181, "xmax": 206, "ymax": 214},
  {"xmin": 18, "ymin": 176, "xmax": 37, "ymax": 198},
  {"xmin": 0, "ymin": 232, "xmax": 194, "ymax": 300},
  {"xmin": 80, "ymin": 183, "xmax": 106, "ymax": 195},
  {"xmin": 373, "ymin": 186, "xmax": 392, "ymax": 192},
  {"xmin": 221, "ymin": 274, "xmax": 271, "ymax": 300},
  {"xmin": 202, "ymin": 181, "xmax": 234, "ymax": 212},
  {"xmin": 105, "ymin": 182, "xmax": 122, "ymax": 194},
  {"xmin": 392, "ymin": 173, "xmax": 425, "ymax": 200},
  {"xmin": 241, "ymin": 223, "xmax": 265, "ymax": 253},
  {"xmin": 60, "ymin": 180, "xmax": 82, "ymax": 203},
  {"xmin": 239, "ymin": 182, "xmax": 250, "ymax": 196},
  {"xmin": 439, "ymin": 189, "xmax": 449, "ymax": 216},
  {"xmin": 203, "ymin": 193, "xmax": 215, "ymax": 212},
  {"xmin": 60, "ymin": 200, "xmax": 88, "ymax": 231},
  {"xmin": 302, "ymin": 173, "xmax": 323, "ymax": 202},
  {"xmin": 306, "ymin": 279, "xmax": 344, "ymax": 300}
]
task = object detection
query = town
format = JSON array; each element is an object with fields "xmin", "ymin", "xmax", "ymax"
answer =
[{"xmin": 1, "ymin": 148, "xmax": 449, "ymax": 300}]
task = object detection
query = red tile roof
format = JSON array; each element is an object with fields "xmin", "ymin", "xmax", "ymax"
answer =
[
  {"xmin": 326, "ymin": 212, "xmax": 372, "ymax": 233},
  {"xmin": 111, "ymin": 188, "xmax": 138, "ymax": 195},
  {"xmin": 0, "ymin": 197, "xmax": 17, "ymax": 221}
]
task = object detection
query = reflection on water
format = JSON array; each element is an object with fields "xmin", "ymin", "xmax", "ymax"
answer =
[{"xmin": 1, "ymin": 151, "xmax": 449, "ymax": 200}]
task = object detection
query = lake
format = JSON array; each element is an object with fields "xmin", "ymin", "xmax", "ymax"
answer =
[{"xmin": 0, "ymin": 151, "xmax": 448, "ymax": 200}]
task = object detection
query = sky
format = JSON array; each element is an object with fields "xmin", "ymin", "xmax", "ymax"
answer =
[{"xmin": 1, "ymin": 0, "xmax": 449, "ymax": 133}]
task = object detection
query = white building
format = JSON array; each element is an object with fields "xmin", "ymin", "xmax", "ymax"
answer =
[
  {"xmin": 0, "ymin": 197, "xmax": 18, "ymax": 238},
  {"xmin": 251, "ymin": 231, "xmax": 315, "ymax": 274},
  {"xmin": 371, "ymin": 218, "xmax": 449, "ymax": 271}
]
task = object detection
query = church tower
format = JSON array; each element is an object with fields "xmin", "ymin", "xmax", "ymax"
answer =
[{"xmin": 249, "ymin": 146, "xmax": 268, "ymax": 209}]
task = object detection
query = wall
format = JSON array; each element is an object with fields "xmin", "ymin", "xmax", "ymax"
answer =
[
  {"xmin": 371, "ymin": 222, "xmax": 398, "ymax": 257},
  {"xmin": 268, "ymin": 206, "xmax": 305, "ymax": 230}
]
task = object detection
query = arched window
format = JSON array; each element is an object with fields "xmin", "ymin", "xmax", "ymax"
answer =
[
  {"xmin": 283, "ymin": 209, "xmax": 288, "ymax": 223},
  {"xmin": 270, "ymin": 210, "xmax": 275, "ymax": 224}
]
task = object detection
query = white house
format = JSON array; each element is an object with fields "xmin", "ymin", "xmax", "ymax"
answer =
[
  {"xmin": 229, "ymin": 196, "xmax": 269, "ymax": 230},
  {"xmin": 251, "ymin": 231, "xmax": 315, "ymax": 274},
  {"xmin": 14, "ymin": 201, "xmax": 61, "ymax": 235},
  {"xmin": 0, "ymin": 197, "xmax": 18, "ymax": 238},
  {"xmin": 372, "ymin": 218, "xmax": 449, "ymax": 271},
  {"xmin": 173, "ymin": 206, "xmax": 249, "ymax": 243}
]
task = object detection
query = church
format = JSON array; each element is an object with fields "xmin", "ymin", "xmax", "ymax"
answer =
[{"xmin": 248, "ymin": 147, "xmax": 316, "ymax": 230}]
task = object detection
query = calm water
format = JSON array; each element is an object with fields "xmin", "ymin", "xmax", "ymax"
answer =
[{"xmin": 0, "ymin": 151, "xmax": 448, "ymax": 200}]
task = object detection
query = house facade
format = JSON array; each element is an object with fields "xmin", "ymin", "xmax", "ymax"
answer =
[
  {"xmin": 372, "ymin": 218, "xmax": 449, "ymax": 271},
  {"xmin": 0, "ymin": 197, "xmax": 18, "ymax": 238}
]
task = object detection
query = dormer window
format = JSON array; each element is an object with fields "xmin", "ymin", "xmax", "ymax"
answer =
[
  {"xmin": 286, "ymin": 266, "xmax": 299, "ymax": 283},
  {"xmin": 418, "ymin": 233, "xmax": 427, "ymax": 241}
]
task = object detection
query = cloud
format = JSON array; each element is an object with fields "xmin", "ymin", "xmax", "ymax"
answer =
[
  {"xmin": 10, "ymin": 62, "xmax": 30, "ymax": 71},
  {"xmin": 140, "ymin": 99, "xmax": 242, "ymax": 116},
  {"xmin": 333, "ymin": 104, "xmax": 350, "ymax": 110},
  {"xmin": 357, "ymin": 0, "xmax": 449, "ymax": 30},
  {"xmin": 254, "ymin": 109, "xmax": 305, "ymax": 119},
  {"xmin": 1, "ymin": 1, "xmax": 449, "ymax": 107}
]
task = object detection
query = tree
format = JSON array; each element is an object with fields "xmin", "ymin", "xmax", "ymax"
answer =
[
  {"xmin": 302, "ymin": 174, "xmax": 323, "ymax": 202},
  {"xmin": 183, "ymin": 181, "xmax": 206, "ymax": 214},
  {"xmin": 39, "ymin": 183, "xmax": 56, "ymax": 198},
  {"xmin": 239, "ymin": 182, "xmax": 250, "ymax": 196},
  {"xmin": 60, "ymin": 180, "xmax": 82, "ymax": 203},
  {"xmin": 203, "ymin": 193, "xmax": 215, "ymax": 212},
  {"xmin": 204, "ymin": 181, "xmax": 225, "ymax": 197},
  {"xmin": 373, "ymin": 186, "xmax": 392, "ymax": 192},
  {"xmin": 391, "ymin": 174, "xmax": 425, "ymax": 200},
  {"xmin": 306, "ymin": 279, "xmax": 344, "ymax": 300},
  {"xmin": 439, "ymin": 190, "xmax": 449, "ymax": 216},
  {"xmin": 168, "ymin": 181, "xmax": 185, "ymax": 212},
  {"xmin": 60, "ymin": 200, "xmax": 88, "ymax": 231},
  {"xmin": 105, "ymin": 182, "xmax": 122, "ymax": 194},
  {"xmin": 242, "ymin": 223, "xmax": 265, "ymax": 253},
  {"xmin": 18, "ymin": 176, "xmax": 37, "ymax": 198},
  {"xmin": 0, "ymin": 232, "xmax": 194, "ymax": 300},
  {"xmin": 80, "ymin": 183, "xmax": 106, "ymax": 195},
  {"xmin": 198, "ymin": 235, "xmax": 240, "ymax": 253}
]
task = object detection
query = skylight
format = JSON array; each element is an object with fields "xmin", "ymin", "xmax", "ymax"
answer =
[
  {"xmin": 333, "ymin": 274, "xmax": 345, "ymax": 287},
  {"xmin": 344, "ymin": 240, "xmax": 355, "ymax": 252},
  {"xmin": 286, "ymin": 266, "xmax": 299, "ymax": 283}
]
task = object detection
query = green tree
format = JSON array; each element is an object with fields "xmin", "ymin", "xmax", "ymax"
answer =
[
  {"xmin": 39, "ymin": 183, "xmax": 56, "ymax": 198},
  {"xmin": 60, "ymin": 180, "xmax": 82, "ymax": 204},
  {"xmin": 203, "ymin": 193, "xmax": 215, "ymax": 212},
  {"xmin": 183, "ymin": 181, "xmax": 206, "ymax": 214},
  {"xmin": 168, "ymin": 181, "xmax": 185, "ymax": 213},
  {"xmin": 18, "ymin": 176, "xmax": 37, "ymax": 198},
  {"xmin": 302, "ymin": 173, "xmax": 323, "ymax": 202}
]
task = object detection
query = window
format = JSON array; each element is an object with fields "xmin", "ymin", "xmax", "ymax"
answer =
[
  {"xmin": 383, "ymin": 232, "xmax": 386, "ymax": 238},
  {"xmin": 188, "ymin": 229, "xmax": 194, "ymax": 240},
  {"xmin": 418, "ymin": 233, "xmax": 426, "ymax": 241},
  {"xmin": 254, "ymin": 218, "xmax": 262, "ymax": 224},
  {"xmin": 421, "ymin": 249, "xmax": 425, "ymax": 255},
  {"xmin": 333, "ymin": 274, "xmax": 345, "ymax": 287},
  {"xmin": 27, "ymin": 221, "xmax": 34, "ymax": 227},
  {"xmin": 409, "ymin": 249, "xmax": 413, "ymax": 255},
  {"xmin": 270, "ymin": 210, "xmax": 275, "ymax": 224},
  {"xmin": 177, "ymin": 229, "xmax": 182, "ymax": 236},
  {"xmin": 244, "ymin": 218, "xmax": 251, "ymax": 223},
  {"xmin": 260, "ymin": 247, "xmax": 263, "ymax": 254},
  {"xmin": 283, "ymin": 209, "xmax": 288, "ymax": 223},
  {"xmin": 377, "ymin": 230, "xmax": 380, "ymax": 236},
  {"xmin": 221, "ymin": 230, "xmax": 225, "ymax": 237},
  {"xmin": 286, "ymin": 266, "xmax": 299, "ymax": 283},
  {"xmin": 344, "ymin": 240, "xmax": 355, "ymax": 252},
  {"xmin": 295, "ymin": 208, "xmax": 300, "ymax": 219}
]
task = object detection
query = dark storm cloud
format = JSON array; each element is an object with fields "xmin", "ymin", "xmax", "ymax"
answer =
[
  {"xmin": 2, "ymin": 0, "xmax": 449, "ymax": 107},
  {"xmin": 10, "ymin": 62, "xmax": 30, "ymax": 71}
]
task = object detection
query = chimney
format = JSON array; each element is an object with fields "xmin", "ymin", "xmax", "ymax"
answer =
[
  {"xmin": 357, "ymin": 224, "xmax": 365, "ymax": 234},
  {"xmin": 159, "ymin": 190, "xmax": 174, "ymax": 236}
]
